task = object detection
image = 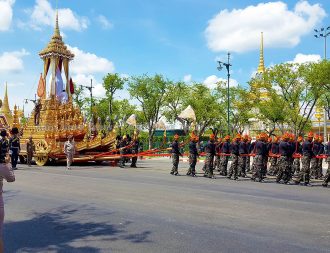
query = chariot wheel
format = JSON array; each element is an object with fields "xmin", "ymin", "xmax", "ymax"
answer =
[{"xmin": 35, "ymin": 140, "xmax": 49, "ymax": 166}]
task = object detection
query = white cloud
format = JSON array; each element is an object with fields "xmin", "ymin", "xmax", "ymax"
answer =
[
  {"xmin": 97, "ymin": 15, "xmax": 113, "ymax": 30},
  {"xmin": 0, "ymin": 49, "xmax": 30, "ymax": 73},
  {"xmin": 183, "ymin": 74, "xmax": 192, "ymax": 83},
  {"xmin": 203, "ymin": 75, "xmax": 238, "ymax": 89},
  {"xmin": 205, "ymin": 1, "xmax": 326, "ymax": 53},
  {"xmin": 0, "ymin": 0, "xmax": 15, "ymax": 31},
  {"xmin": 72, "ymin": 74, "xmax": 105, "ymax": 98},
  {"xmin": 68, "ymin": 45, "xmax": 115, "ymax": 75},
  {"xmin": 30, "ymin": 0, "xmax": 89, "ymax": 31},
  {"xmin": 290, "ymin": 53, "xmax": 321, "ymax": 63}
]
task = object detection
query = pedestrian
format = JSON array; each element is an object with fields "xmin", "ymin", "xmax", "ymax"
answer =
[
  {"xmin": 9, "ymin": 127, "xmax": 20, "ymax": 170},
  {"xmin": 64, "ymin": 135, "xmax": 75, "ymax": 170},
  {"xmin": 130, "ymin": 137, "xmax": 139, "ymax": 168},
  {"xmin": 204, "ymin": 134, "xmax": 216, "ymax": 178},
  {"xmin": 118, "ymin": 135, "xmax": 128, "ymax": 168},
  {"xmin": 187, "ymin": 134, "xmax": 198, "ymax": 177},
  {"xmin": 0, "ymin": 129, "xmax": 15, "ymax": 252},
  {"xmin": 170, "ymin": 134, "xmax": 182, "ymax": 175},
  {"xmin": 268, "ymin": 136, "xmax": 279, "ymax": 176},
  {"xmin": 295, "ymin": 132, "xmax": 314, "ymax": 186},
  {"xmin": 276, "ymin": 133, "xmax": 292, "ymax": 184},
  {"xmin": 26, "ymin": 136, "xmax": 35, "ymax": 167},
  {"xmin": 322, "ymin": 140, "xmax": 330, "ymax": 187},
  {"xmin": 228, "ymin": 134, "xmax": 241, "ymax": 180},
  {"xmin": 220, "ymin": 135, "xmax": 231, "ymax": 176},
  {"xmin": 251, "ymin": 133, "xmax": 267, "ymax": 182}
]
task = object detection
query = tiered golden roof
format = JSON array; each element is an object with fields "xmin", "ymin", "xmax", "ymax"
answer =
[
  {"xmin": 38, "ymin": 11, "xmax": 74, "ymax": 60},
  {"xmin": 0, "ymin": 83, "xmax": 13, "ymax": 125}
]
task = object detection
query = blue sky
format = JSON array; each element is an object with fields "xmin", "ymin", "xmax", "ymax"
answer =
[{"xmin": 0, "ymin": 0, "xmax": 329, "ymax": 114}]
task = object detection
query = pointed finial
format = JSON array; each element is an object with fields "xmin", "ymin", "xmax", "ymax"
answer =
[
  {"xmin": 54, "ymin": 6, "xmax": 60, "ymax": 37},
  {"xmin": 257, "ymin": 32, "xmax": 265, "ymax": 73}
]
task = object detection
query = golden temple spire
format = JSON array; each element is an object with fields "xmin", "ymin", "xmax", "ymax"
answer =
[
  {"xmin": 54, "ymin": 9, "xmax": 60, "ymax": 37},
  {"xmin": 3, "ymin": 82, "xmax": 10, "ymax": 113},
  {"xmin": 257, "ymin": 32, "xmax": 265, "ymax": 74}
]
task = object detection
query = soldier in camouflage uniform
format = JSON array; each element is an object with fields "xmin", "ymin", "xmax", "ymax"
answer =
[
  {"xmin": 317, "ymin": 135, "xmax": 324, "ymax": 179},
  {"xmin": 214, "ymin": 138, "xmax": 222, "ymax": 172},
  {"xmin": 246, "ymin": 137, "xmax": 252, "ymax": 173},
  {"xmin": 228, "ymin": 134, "xmax": 241, "ymax": 180},
  {"xmin": 187, "ymin": 134, "xmax": 198, "ymax": 177},
  {"xmin": 170, "ymin": 134, "xmax": 182, "ymax": 175},
  {"xmin": 251, "ymin": 133, "xmax": 267, "ymax": 182},
  {"xmin": 276, "ymin": 133, "xmax": 292, "ymax": 184},
  {"xmin": 220, "ymin": 135, "xmax": 231, "ymax": 176},
  {"xmin": 118, "ymin": 135, "xmax": 128, "ymax": 168},
  {"xmin": 130, "ymin": 137, "xmax": 140, "ymax": 168},
  {"xmin": 250, "ymin": 135, "xmax": 258, "ymax": 176},
  {"xmin": 310, "ymin": 135, "xmax": 320, "ymax": 179},
  {"xmin": 322, "ymin": 140, "xmax": 330, "ymax": 187},
  {"xmin": 295, "ymin": 132, "xmax": 314, "ymax": 186},
  {"xmin": 204, "ymin": 134, "xmax": 216, "ymax": 178},
  {"xmin": 238, "ymin": 135, "xmax": 248, "ymax": 177},
  {"xmin": 268, "ymin": 136, "xmax": 279, "ymax": 176},
  {"xmin": 292, "ymin": 136, "xmax": 303, "ymax": 175}
]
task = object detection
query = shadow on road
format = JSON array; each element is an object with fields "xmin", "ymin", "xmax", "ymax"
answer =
[{"xmin": 4, "ymin": 205, "xmax": 152, "ymax": 252}]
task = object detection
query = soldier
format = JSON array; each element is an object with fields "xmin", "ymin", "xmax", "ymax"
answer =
[
  {"xmin": 292, "ymin": 136, "xmax": 303, "ymax": 175},
  {"xmin": 228, "ymin": 134, "xmax": 241, "ymax": 180},
  {"xmin": 130, "ymin": 137, "xmax": 139, "ymax": 168},
  {"xmin": 322, "ymin": 140, "xmax": 330, "ymax": 187},
  {"xmin": 276, "ymin": 133, "xmax": 292, "ymax": 184},
  {"xmin": 34, "ymin": 99, "xmax": 42, "ymax": 126},
  {"xmin": 246, "ymin": 137, "xmax": 252, "ymax": 173},
  {"xmin": 64, "ymin": 135, "xmax": 75, "ymax": 170},
  {"xmin": 170, "ymin": 134, "xmax": 182, "ymax": 175},
  {"xmin": 220, "ymin": 135, "xmax": 231, "ymax": 176},
  {"xmin": 214, "ymin": 137, "xmax": 222, "ymax": 172},
  {"xmin": 310, "ymin": 135, "xmax": 320, "ymax": 179},
  {"xmin": 295, "ymin": 132, "xmax": 314, "ymax": 186},
  {"xmin": 268, "ymin": 136, "xmax": 279, "ymax": 176},
  {"xmin": 118, "ymin": 135, "xmax": 128, "ymax": 168},
  {"xmin": 204, "ymin": 134, "xmax": 216, "ymax": 178},
  {"xmin": 238, "ymin": 135, "xmax": 248, "ymax": 177},
  {"xmin": 26, "ymin": 136, "xmax": 35, "ymax": 167},
  {"xmin": 187, "ymin": 134, "xmax": 198, "ymax": 177},
  {"xmin": 251, "ymin": 133, "xmax": 267, "ymax": 182},
  {"xmin": 9, "ymin": 127, "xmax": 20, "ymax": 170},
  {"xmin": 0, "ymin": 130, "xmax": 9, "ymax": 164},
  {"xmin": 317, "ymin": 135, "xmax": 325, "ymax": 179},
  {"xmin": 249, "ymin": 136, "xmax": 258, "ymax": 175}
]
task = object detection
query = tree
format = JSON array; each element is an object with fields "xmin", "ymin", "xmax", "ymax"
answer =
[
  {"xmin": 102, "ymin": 73, "xmax": 127, "ymax": 128},
  {"xmin": 72, "ymin": 84, "xmax": 86, "ymax": 111},
  {"xmin": 128, "ymin": 74, "xmax": 169, "ymax": 149}
]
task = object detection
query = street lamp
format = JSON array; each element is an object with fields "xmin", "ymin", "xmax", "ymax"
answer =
[
  {"xmin": 80, "ymin": 79, "xmax": 94, "ymax": 120},
  {"xmin": 314, "ymin": 26, "xmax": 330, "ymax": 142},
  {"xmin": 217, "ymin": 52, "xmax": 232, "ymax": 134}
]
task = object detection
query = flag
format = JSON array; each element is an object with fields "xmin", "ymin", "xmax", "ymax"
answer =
[
  {"xmin": 55, "ymin": 67, "xmax": 64, "ymax": 98},
  {"xmin": 126, "ymin": 114, "xmax": 137, "ymax": 127},
  {"xmin": 37, "ymin": 73, "xmax": 45, "ymax": 98},
  {"xmin": 69, "ymin": 77, "xmax": 74, "ymax": 94}
]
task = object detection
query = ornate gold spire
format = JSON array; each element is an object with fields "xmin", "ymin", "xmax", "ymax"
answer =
[
  {"xmin": 39, "ymin": 10, "xmax": 74, "ymax": 60},
  {"xmin": 257, "ymin": 32, "xmax": 265, "ymax": 74},
  {"xmin": 0, "ymin": 82, "xmax": 13, "ymax": 125}
]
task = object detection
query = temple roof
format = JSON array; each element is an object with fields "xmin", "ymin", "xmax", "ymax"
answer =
[
  {"xmin": 39, "ymin": 11, "xmax": 74, "ymax": 60},
  {"xmin": 257, "ymin": 32, "xmax": 265, "ymax": 74}
]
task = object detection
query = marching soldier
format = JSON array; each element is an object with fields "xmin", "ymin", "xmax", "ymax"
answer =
[
  {"xmin": 310, "ymin": 135, "xmax": 320, "ymax": 179},
  {"xmin": 220, "ymin": 135, "xmax": 231, "ymax": 176},
  {"xmin": 322, "ymin": 140, "xmax": 330, "ymax": 187},
  {"xmin": 317, "ymin": 135, "xmax": 324, "ymax": 179},
  {"xmin": 246, "ymin": 137, "xmax": 252, "ymax": 173},
  {"xmin": 118, "ymin": 135, "xmax": 128, "ymax": 168},
  {"xmin": 0, "ymin": 130, "xmax": 9, "ymax": 164},
  {"xmin": 170, "ymin": 134, "xmax": 182, "ymax": 175},
  {"xmin": 251, "ymin": 133, "xmax": 267, "ymax": 182},
  {"xmin": 204, "ymin": 134, "xmax": 216, "ymax": 178},
  {"xmin": 292, "ymin": 136, "xmax": 303, "ymax": 175},
  {"xmin": 9, "ymin": 127, "xmax": 20, "ymax": 170},
  {"xmin": 228, "ymin": 134, "xmax": 241, "ymax": 180},
  {"xmin": 238, "ymin": 135, "xmax": 248, "ymax": 177},
  {"xmin": 187, "ymin": 134, "xmax": 198, "ymax": 177},
  {"xmin": 26, "ymin": 136, "xmax": 35, "ymax": 167},
  {"xmin": 268, "ymin": 136, "xmax": 279, "ymax": 176},
  {"xmin": 249, "ymin": 135, "xmax": 258, "ymax": 175},
  {"xmin": 276, "ymin": 133, "xmax": 292, "ymax": 184},
  {"xmin": 130, "ymin": 137, "xmax": 139, "ymax": 168},
  {"xmin": 295, "ymin": 132, "xmax": 314, "ymax": 186},
  {"xmin": 214, "ymin": 137, "xmax": 222, "ymax": 172}
]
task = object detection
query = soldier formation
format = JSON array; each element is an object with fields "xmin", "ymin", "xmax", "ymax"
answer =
[
  {"xmin": 169, "ymin": 131, "xmax": 330, "ymax": 188},
  {"xmin": 116, "ymin": 134, "xmax": 141, "ymax": 168}
]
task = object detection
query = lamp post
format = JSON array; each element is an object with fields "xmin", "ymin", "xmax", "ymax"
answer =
[
  {"xmin": 314, "ymin": 26, "xmax": 330, "ymax": 142},
  {"xmin": 217, "ymin": 52, "xmax": 232, "ymax": 134},
  {"xmin": 80, "ymin": 79, "xmax": 94, "ymax": 120}
]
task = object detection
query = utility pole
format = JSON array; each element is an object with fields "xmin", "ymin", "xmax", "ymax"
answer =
[{"xmin": 80, "ymin": 79, "xmax": 94, "ymax": 120}]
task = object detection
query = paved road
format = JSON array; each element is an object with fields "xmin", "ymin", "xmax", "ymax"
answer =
[{"xmin": 3, "ymin": 159, "xmax": 330, "ymax": 253}]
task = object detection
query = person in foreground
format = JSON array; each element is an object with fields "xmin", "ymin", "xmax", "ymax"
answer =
[
  {"xmin": 64, "ymin": 135, "xmax": 75, "ymax": 170},
  {"xmin": 0, "ymin": 129, "xmax": 15, "ymax": 253}
]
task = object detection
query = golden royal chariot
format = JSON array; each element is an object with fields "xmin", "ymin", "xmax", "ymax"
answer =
[{"xmin": 0, "ymin": 13, "xmax": 117, "ymax": 166}]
